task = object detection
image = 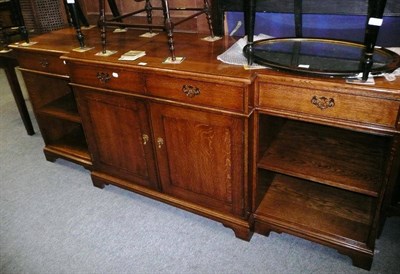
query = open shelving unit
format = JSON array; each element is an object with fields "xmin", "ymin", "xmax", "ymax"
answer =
[
  {"xmin": 253, "ymin": 115, "xmax": 392, "ymax": 270},
  {"xmin": 45, "ymin": 137, "xmax": 91, "ymax": 167},
  {"xmin": 19, "ymin": 68, "xmax": 92, "ymax": 168},
  {"xmin": 257, "ymin": 119, "xmax": 387, "ymax": 197},
  {"xmin": 38, "ymin": 94, "xmax": 91, "ymax": 167},
  {"xmin": 39, "ymin": 93, "xmax": 81, "ymax": 123},
  {"xmin": 254, "ymin": 172, "xmax": 375, "ymax": 246}
]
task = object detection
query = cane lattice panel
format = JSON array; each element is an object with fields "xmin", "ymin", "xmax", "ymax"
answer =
[
  {"xmin": 34, "ymin": 0, "xmax": 67, "ymax": 32},
  {"xmin": 19, "ymin": 0, "xmax": 67, "ymax": 34}
]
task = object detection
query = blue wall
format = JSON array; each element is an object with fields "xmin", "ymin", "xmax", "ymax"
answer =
[{"xmin": 226, "ymin": 12, "xmax": 400, "ymax": 47}]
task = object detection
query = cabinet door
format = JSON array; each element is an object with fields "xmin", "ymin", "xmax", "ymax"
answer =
[
  {"xmin": 75, "ymin": 87, "xmax": 158, "ymax": 190},
  {"xmin": 150, "ymin": 103, "xmax": 245, "ymax": 216}
]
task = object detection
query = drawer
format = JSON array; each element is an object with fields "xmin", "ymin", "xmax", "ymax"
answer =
[
  {"xmin": 146, "ymin": 75, "xmax": 245, "ymax": 112},
  {"xmin": 17, "ymin": 52, "xmax": 67, "ymax": 75},
  {"xmin": 258, "ymin": 82, "xmax": 400, "ymax": 129},
  {"xmin": 68, "ymin": 63, "xmax": 145, "ymax": 94}
]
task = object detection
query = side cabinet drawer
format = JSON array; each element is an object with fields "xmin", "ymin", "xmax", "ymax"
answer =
[
  {"xmin": 258, "ymin": 82, "xmax": 400, "ymax": 130},
  {"xmin": 17, "ymin": 52, "xmax": 67, "ymax": 75},
  {"xmin": 68, "ymin": 63, "xmax": 145, "ymax": 94},
  {"xmin": 146, "ymin": 74, "xmax": 246, "ymax": 113}
]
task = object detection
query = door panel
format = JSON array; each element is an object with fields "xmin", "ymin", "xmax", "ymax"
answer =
[
  {"xmin": 75, "ymin": 87, "xmax": 158, "ymax": 190},
  {"xmin": 150, "ymin": 102, "xmax": 244, "ymax": 215}
]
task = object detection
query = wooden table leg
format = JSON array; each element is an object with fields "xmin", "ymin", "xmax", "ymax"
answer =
[
  {"xmin": 66, "ymin": 2, "xmax": 86, "ymax": 48},
  {"xmin": 2, "ymin": 57, "xmax": 35, "ymax": 135},
  {"xmin": 161, "ymin": 0, "xmax": 176, "ymax": 61},
  {"xmin": 362, "ymin": 0, "xmax": 387, "ymax": 81},
  {"xmin": 245, "ymin": 0, "xmax": 256, "ymax": 65}
]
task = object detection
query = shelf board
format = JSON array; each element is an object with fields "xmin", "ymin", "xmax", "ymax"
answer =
[
  {"xmin": 258, "ymin": 120, "xmax": 388, "ymax": 197},
  {"xmin": 39, "ymin": 93, "xmax": 81, "ymax": 123},
  {"xmin": 254, "ymin": 174, "xmax": 374, "ymax": 246},
  {"xmin": 46, "ymin": 127, "xmax": 91, "ymax": 165}
]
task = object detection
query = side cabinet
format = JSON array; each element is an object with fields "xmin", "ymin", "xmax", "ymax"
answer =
[
  {"xmin": 251, "ymin": 74, "xmax": 400, "ymax": 270},
  {"xmin": 13, "ymin": 50, "xmax": 91, "ymax": 168}
]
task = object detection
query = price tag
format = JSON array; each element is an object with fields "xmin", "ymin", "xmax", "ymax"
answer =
[{"xmin": 368, "ymin": 17, "xmax": 383, "ymax": 26}]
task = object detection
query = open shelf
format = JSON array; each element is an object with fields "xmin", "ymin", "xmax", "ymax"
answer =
[
  {"xmin": 45, "ymin": 126, "xmax": 91, "ymax": 167},
  {"xmin": 254, "ymin": 173, "xmax": 375, "ymax": 247},
  {"xmin": 39, "ymin": 93, "xmax": 81, "ymax": 123},
  {"xmin": 257, "ymin": 119, "xmax": 389, "ymax": 197}
]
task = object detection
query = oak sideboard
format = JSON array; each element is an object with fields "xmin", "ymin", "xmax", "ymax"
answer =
[{"xmin": 9, "ymin": 27, "xmax": 400, "ymax": 270}]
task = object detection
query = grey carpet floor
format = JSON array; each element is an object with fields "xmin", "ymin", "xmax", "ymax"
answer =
[{"xmin": 1, "ymin": 68, "xmax": 399, "ymax": 274}]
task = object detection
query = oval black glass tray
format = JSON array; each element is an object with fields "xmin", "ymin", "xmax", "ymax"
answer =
[{"xmin": 243, "ymin": 38, "xmax": 400, "ymax": 78}]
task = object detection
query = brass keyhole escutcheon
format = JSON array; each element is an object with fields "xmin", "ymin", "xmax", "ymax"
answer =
[
  {"xmin": 142, "ymin": 134, "xmax": 149, "ymax": 145},
  {"xmin": 157, "ymin": 137, "xmax": 164, "ymax": 149}
]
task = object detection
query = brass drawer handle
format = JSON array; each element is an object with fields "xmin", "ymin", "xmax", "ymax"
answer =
[
  {"xmin": 96, "ymin": 72, "xmax": 111, "ymax": 83},
  {"xmin": 182, "ymin": 84, "xmax": 200, "ymax": 98},
  {"xmin": 40, "ymin": 59, "xmax": 49, "ymax": 68},
  {"xmin": 311, "ymin": 96, "xmax": 335, "ymax": 110}
]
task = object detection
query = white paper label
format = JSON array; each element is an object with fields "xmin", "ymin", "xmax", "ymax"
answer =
[
  {"xmin": 368, "ymin": 17, "xmax": 383, "ymax": 26},
  {"xmin": 67, "ymin": 0, "xmax": 75, "ymax": 4}
]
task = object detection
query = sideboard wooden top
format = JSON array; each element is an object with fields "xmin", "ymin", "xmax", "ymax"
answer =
[
  {"xmin": 9, "ymin": 27, "xmax": 400, "ymax": 97},
  {"xmin": 9, "ymin": 27, "xmax": 253, "ymax": 83}
]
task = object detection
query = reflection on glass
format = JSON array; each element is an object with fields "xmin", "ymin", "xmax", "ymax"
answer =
[{"xmin": 247, "ymin": 38, "xmax": 400, "ymax": 77}]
